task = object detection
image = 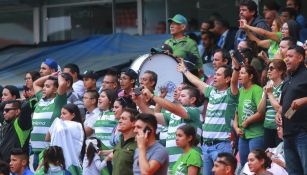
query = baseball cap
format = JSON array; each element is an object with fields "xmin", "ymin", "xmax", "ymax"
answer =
[
  {"xmin": 43, "ymin": 58, "xmax": 58, "ymax": 71},
  {"xmin": 168, "ymin": 14, "xmax": 187, "ymax": 25},
  {"xmin": 151, "ymin": 44, "xmax": 173, "ymax": 54},
  {"xmin": 83, "ymin": 70, "xmax": 99, "ymax": 80}
]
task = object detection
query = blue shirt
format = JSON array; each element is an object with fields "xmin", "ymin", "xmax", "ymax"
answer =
[{"xmin": 12, "ymin": 167, "xmax": 34, "ymax": 175}]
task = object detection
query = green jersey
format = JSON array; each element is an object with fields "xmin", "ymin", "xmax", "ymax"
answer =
[
  {"xmin": 172, "ymin": 147, "xmax": 202, "ymax": 175},
  {"xmin": 238, "ymin": 85, "xmax": 264, "ymax": 139},
  {"xmin": 163, "ymin": 106, "xmax": 202, "ymax": 169},
  {"xmin": 203, "ymin": 86, "xmax": 238, "ymax": 141},
  {"xmin": 31, "ymin": 91, "xmax": 67, "ymax": 152}
]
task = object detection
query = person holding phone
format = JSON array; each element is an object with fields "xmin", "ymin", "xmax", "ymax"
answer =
[{"xmin": 133, "ymin": 113, "xmax": 169, "ymax": 175}]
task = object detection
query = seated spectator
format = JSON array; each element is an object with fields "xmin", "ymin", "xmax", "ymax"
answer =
[
  {"xmin": 83, "ymin": 70, "xmax": 99, "ymax": 91},
  {"xmin": 82, "ymin": 137, "xmax": 112, "ymax": 175},
  {"xmin": 0, "ymin": 85, "xmax": 20, "ymax": 124},
  {"xmin": 0, "ymin": 161, "xmax": 9, "ymax": 175},
  {"xmin": 99, "ymin": 69, "xmax": 120, "ymax": 93},
  {"xmin": 241, "ymin": 149, "xmax": 273, "ymax": 175},
  {"xmin": 118, "ymin": 69, "xmax": 137, "ymax": 98},
  {"xmin": 23, "ymin": 71, "xmax": 40, "ymax": 100},
  {"xmin": 199, "ymin": 31, "xmax": 219, "ymax": 64},
  {"xmin": 172, "ymin": 125, "xmax": 202, "ymax": 175},
  {"xmin": 10, "ymin": 148, "xmax": 33, "ymax": 175},
  {"xmin": 286, "ymin": 0, "xmax": 306, "ymax": 28},
  {"xmin": 133, "ymin": 113, "xmax": 169, "ymax": 175},
  {"xmin": 83, "ymin": 90, "xmax": 100, "ymax": 138},
  {"xmin": 212, "ymin": 152, "xmax": 237, "ymax": 175},
  {"xmin": 39, "ymin": 58, "xmax": 58, "ymax": 77}
]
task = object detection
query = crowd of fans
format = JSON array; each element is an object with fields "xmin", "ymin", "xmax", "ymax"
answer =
[{"xmin": 1, "ymin": 0, "xmax": 307, "ymax": 174}]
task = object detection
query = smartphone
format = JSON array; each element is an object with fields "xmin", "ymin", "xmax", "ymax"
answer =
[
  {"xmin": 233, "ymin": 50, "xmax": 245, "ymax": 65},
  {"xmin": 134, "ymin": 86, "xmax": 144, "ymax": 96},
  {"xmin": 143, "ymin": 126, "xmax": 152, "ymax": 134},
  {"xmin": 23, "ymin": 85, "xmax": 30, "ymax": 92}
]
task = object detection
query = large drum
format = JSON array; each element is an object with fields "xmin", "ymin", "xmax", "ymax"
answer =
[{"xmin": 130, "ymin": 53, "xmax": 183, "ymax": 102}]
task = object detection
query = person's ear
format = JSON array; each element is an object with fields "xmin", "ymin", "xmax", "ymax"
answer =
[
  {"xmin": 190, "ymin": 96, "xmax": 197, "ymax": 105},
  {"xmin": 21, "ymin": 159, "xmax": 27, "ymax": 167},
  {"xmin": 225, "ymin": 76, "xmax": 231, "ymax": 84}
]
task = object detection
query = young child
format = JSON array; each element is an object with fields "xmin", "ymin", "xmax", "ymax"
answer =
[{"xmin": 82, "ymin": 137, "xmax": 112, "ymax": 175}]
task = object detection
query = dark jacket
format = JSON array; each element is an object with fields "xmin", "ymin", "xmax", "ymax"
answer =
[{"xmin": 0, "ymin": 102, "xmax": 32, "ymax": 163}]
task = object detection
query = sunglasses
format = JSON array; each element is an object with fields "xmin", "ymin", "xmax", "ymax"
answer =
[
  {"xmin": 4, "ymin": 108, "xmax": 17, "ymax": 113},
  {"xmin": 268, "ymin": 66, "xmax": 275, "ymax": 71}
]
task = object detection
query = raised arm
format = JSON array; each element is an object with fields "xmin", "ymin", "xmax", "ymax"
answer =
[
  {"xmin": 33, "ymin": 74, "xmax": 52, "ymax": 94},
  {"xmin": 243, "ymin": 20, "xmax": 280, "ymax": 42},
  {"xmin": 231, "ymin": 58, "xmax": 240, "ymax": 96},
  {"xmin": 246, "ymin": 30, "xmax": 271, "ymax": 49},
  {"xmin": 57, "ymin": 73, "xmax": 68, "ymax": 95},
  {"xmin": 265, "ymin": 84, "xmax": 281, "ymax": 111},
  {"xmin": 177, "ymin": 58, "xmax": 208, "ymax": 94}
]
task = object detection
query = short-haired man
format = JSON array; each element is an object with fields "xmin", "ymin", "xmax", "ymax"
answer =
[
  {"xmin": 133, "ymin": 113, "xmax": 168, "ymax": 175},
  {"xmin": 10, "ymin": 148, "xmax": 33, "ymax": 175},
  {"xmin": 286, "ymin": 0, "xmax": 306, "ymax": 28},
  {"xmin": 62, "ymin": 72, "xmax": 85, "ymax": 119},
  {"xmin": 39, "ymin": 58, "xmax": 58, "ymax": 77},
  {"xmin": 165, "ymin": 14, "xmax": 202, "ymax": 71},
  {"xmin": 83, "ymin": 90, "xmax": 100, "ymax": 138},
  {"xmin": 212, "ymin": 152, "xmax": 237, "ymax": 175},
  {"xmin": 0, "ymin": 101, "xmax": 32, "ymax": 163},
  {"xmin": 83, "ymin": 70, "xmax": 99, "ymax": 91},
  {"xmin": 177, "ymin": 58, "xmax": 239, "ymax": 175},
  {"xmin": 112, "ymin": 108, "xmax": 139, "ymax": 175},
  {"xmin": 276, "ymin": 45, "xmax": 307, "ymax": 174},
  {"xmin": 140, "ymin": 70, "xmax": 157, "ymax": 93},
  {"xmin": 101, "ymin": 70, "xmax": 119, "ymax": 92},
  {"xmin": 63, "ymin": 63, "xmax": 85, "ymax": 97},
  {"xmin": 235, "ymin": 0, "xmax": 271, "ymax": 47},
  {"xmin": 31, "ymin": 73, "xmax": 67, "ymax": 170},
  {"xmin": 274, "ymin": 37, "xmax": 296, "ymax": 60},
  {"xmin": 211, "ymin": 18, "xmax": 237, "ymax": 51}
]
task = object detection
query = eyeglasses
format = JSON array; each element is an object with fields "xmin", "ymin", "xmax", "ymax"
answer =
[
  {"xmin": 4, "ymin": 108, "xmax": 17, "ymax": 113},
  {"xmin": 103, "ymin": 81, "xmax": 114, "ymax": 84},
  {"xmin": 280, "ymin": 27, "xmax": 288, "ymax": 31},
  {"xmin": 83, "ymin": 97, "xmax": 94, "ymax": 100},
  {"xmin": 268, "ymin": 66, "xmax": 275, "ymax": 71}
]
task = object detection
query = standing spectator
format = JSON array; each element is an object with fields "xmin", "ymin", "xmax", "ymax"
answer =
[
  {"xmin": 10, "ymin": 148, "xmax": 33, "ymax": 175},
  {"xmin": 279, "ymin": 7, "xmax": 297, "ymax": 24},
  {"xmin": 199, "ymin": 31, "xmax": 218, "ymax": 64},
  {"xmin": 39, "ymin": 58, "xmax": 58, "ymax": 77},
  {"xmin": 83, "ymin": 90, "xmax": 100, "ymax": 138},
  {"xmin": 0, "ymin": 85, "xmax": 20, "ymax": 124},
  {"xmin": 264, "ymin": 11, "xmax": 278, "ymax": 28},
  {"xmin": 258, "ymin": 59, "xmax": 286, "ymax": 149},
  {"xmin": 46, "ymin": 104, "xmax": 84, "ymax": 175},
  {"xmin": 235, "ymin": 0, "xmax": 271, "ymax": 48},
  {"xmin": 172, "ymin": 125, "xmax": 202, "ymax": 175},
  {"xmin": 286, "ymin": 0, "xmax": 306, "ymax": 28},
  {"xmin": 165, "ymin": 14, "xmax": 202, "ymax": 70},
  {"xmin": 83, "ymin": 70, "xmax": 99, "ymax": 91},
  {"xmin": 118, "ymin": 69, "xmax": 137, "ymax": 98},
  {"xmin": 274, "ymin": 37, "xmax": 296, "ymax": 60},
  {"xmin": 133, "ymin": 113, "xmax": 169, "ymax": 175},
  {"xmin": 112, "ymin": 108, "xmax": 139, "ymax": 175},
  {"xmin": 0, "ymin": 160, "xmax": 9, "ymax": 175},
  {"xmin": 277, "ymin": 46, "xmax": 307, "ymax": 174},
  {"xmin": 139, "ymin": 70, "xmax": 157, "ymax": 94},
  {"xmin": 99, "ymin": 69, "xmax": 119, "ymax": 93},
  {"xmin": 233, "ymin": 65, "xmax": 264, "ymax": 167},
  {"xmin": 177, "ymin": 57, "xmax": 239, "ymax": 175},
  {"xmin": 212, "ymin": 152, "xmax": 237, "ymax": 175},
  {"xmin": 0, "ymin": 100, "xmax": 32, "ymax": 163},
  {"xmin": 23, "ymin": 71, "xmax": 40, "ymax": 100},
  {"xmin": 31, "ymin": 73, "xmax": 67, "ymax": 170},
  {"xmin": 63, "ymin": 63, "xmax": 85, "ymax": 97}
]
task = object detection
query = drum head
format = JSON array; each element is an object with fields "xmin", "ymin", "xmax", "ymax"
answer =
[{"xmin": 130, "ymin": 53, "xmax": 183, "ymax": 102}]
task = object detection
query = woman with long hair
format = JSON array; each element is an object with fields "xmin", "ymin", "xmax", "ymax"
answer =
[
  {"xmin": 247, "ymin": 149, "xmax": 273, "ymax": 175},
  {"xmin": 23, "ymin": 71, "xmax": 40, "ymax": 99},
  {"xmin": 172, "ymin": 125, "xmax": 202, "ymax": 175},
  {"xmin": 258, "ymin": 59, "xmax": 286, "ymax": 149},
  {"xmin": 45, "ymin": 104, "xmax": 85, "ymax": 175},
  {"xmin": 233, "ymin": 65, "xmax": 264, "ymax": 167}
]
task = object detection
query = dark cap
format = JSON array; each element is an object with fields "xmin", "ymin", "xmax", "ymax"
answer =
[
  {"xmin": 83, "ymin": 70, "xmax": 99, "ymax": 80},
  {"xmin": 43, "ymin": 58, "xmax": 58, "ymax": 71},
  {"xmin": 122, "ymin": 69, "xmax": 138, "ymax": 80},
  {"xmin": 151, "ymin": 44, "xmax": 173, "ymax": 54}
]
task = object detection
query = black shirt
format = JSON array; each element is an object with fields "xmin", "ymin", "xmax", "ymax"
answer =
[{"xmin": 281, "ymin": 64, "xmax": 307, "ymax": 137}]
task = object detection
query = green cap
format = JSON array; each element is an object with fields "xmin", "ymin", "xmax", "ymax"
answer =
[{"xmin": 168, "ymin": 14, "xmax": 187, "ymax": 25}]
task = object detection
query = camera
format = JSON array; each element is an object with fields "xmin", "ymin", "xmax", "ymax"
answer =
[{"xmin": 134, "ymin": 86, "xmax": 144, "ymax": 96}]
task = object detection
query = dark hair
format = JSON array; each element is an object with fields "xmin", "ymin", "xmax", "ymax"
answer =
[
  {"xmin": 85, "ymin": 90, "xmax": 99, "ymax": 106},
  {"xmin": 217, "ymin": 152, "xmax": 237, "ymax": 172},
  {"xmin": 201, "ymin": 20, "xmax": 214, "ymax": 30},
  {"xmin": 214, "ymin": 49, "xmax": 231, "ymax": 64},
  {"xmin": 240, "ymin": 0, "xmax": 258, "ymax": 17},
  {"xmin": 281, "ymin": 7, "xmax": 297, "ymax": 19},
  {"xmin": 10, "ymin": 148, "xmax": 28, "ymax": 162},
  {"xmin": 288, "ymin": 45, "xmax": 306, "ymax": 59},
  {"xmin": 220, "ymin": 65, "xmax": 233, "ymax": 78},
  {"xmin": 0, "ymin": 160, "xmax": 10, "ymax": 175},
  {"xmin": 214, "ymin": 17, "xmax": 230, "ymax": 29},
  {"xmin": 286, "ymin": 19, "xmax": 300, "ymax": 42},
  {"xmin": 187, "ymin": 32, "xmax": 199, "ymax": 44},
  {"xmin": 287, "ymin": 0, "xmax": 301, "ymax": 11},
  {"xmin": 61, "ymin": 73, "xmax": 73, "ymax": 88},
  {"xmin": 62, "ymin": 103, "xmax": 83, "ymax": 124},
  {"xmin": 115, "ymin": 97, "xmax": 136, "ymax": 110},
  {"xmin": 250, "ymin": 149, "xmax": 272, "ymax": 169},
  {"xmin": 243, "ymin": 65, "xmax": 260, "ymax": 86},
  {"xmin": 136, "ymin": 113, "xmax": 158, "ymax": 131},
  {"xmin": 143, "ymin": 70, "xmax": 158, "ymax": 89},
  {"xmin": 101, "ymin": 89, "xmax": 118, "ymax": 110},
  {"xmin": 3, "ymin": 85, "xmax": 20, "ymax": 99},
  {"xmin": 270, "ymin": 59, "xmax": 287, "ymax": 79},
  {"xmin": 47, "ymin": 76, "xmax": 59, "ymax": 88},
  {"xmin": 4, "ymin": 100, "xmax": 21, "ymax": 109},
  {"xmin": 177, "ymin": 124, "xmax": 199, "ymax": 146},
  {"xmin": 64, "ymin": 63, "xmax": 81, "ymax": 79},
  {"xmin": 122, "ymin": 107, "xmax": 139, "ymax": 122},
  {"xmin": 43, "ymin": 146, "xmax": 66, "ymax": 173},
  {"xmin": 26, "ymin": 71, "xmax": 40, "ymax": 82},
  {"xmin": 201, "ymin": 31, "xmax": 217, "ymax": 44},
  {"xmin": 181, "ymin": 85, "xmax": 201, "ymax": 106},
  {"xmin": 263, "ymin": 0, "xmax": 280, "ymax": 11},
  {"xmin": 86, "ymin": 137, "xmax": 102, "ymax": 167},
  {"xmin": 281, "ymin": 36, "xmax": 296, "ymax": 47}
]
